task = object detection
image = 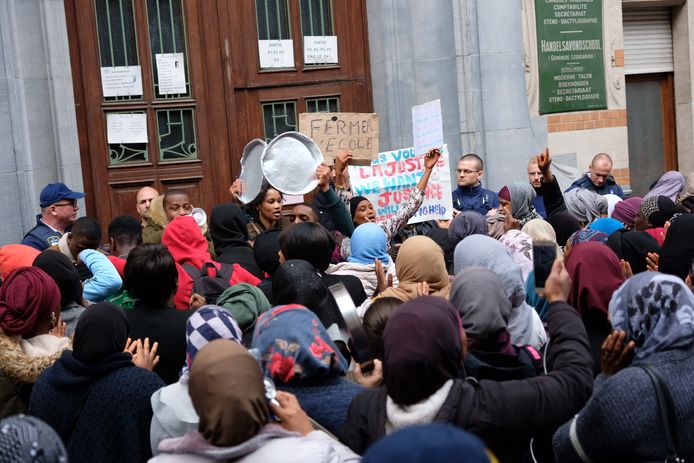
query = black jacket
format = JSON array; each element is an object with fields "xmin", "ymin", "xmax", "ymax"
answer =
[
  {"xmin": 341, "ymin": 301, "xmax": 593, "ymax": 462},
  {"xmin": 541, "ymin": 176, "xmax": 568, "ymax": 217}
]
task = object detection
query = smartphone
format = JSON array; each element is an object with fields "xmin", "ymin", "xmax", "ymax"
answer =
[{"xmin": 533, "ymin": 240, "xmax": 557, "ymax": 292}]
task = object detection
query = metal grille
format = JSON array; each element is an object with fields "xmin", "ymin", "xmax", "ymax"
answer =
[
  {"xmin": 262, "ymin": 101, "xmax": 297, "ymax": 142},
  {"xmin": 306, "ymin": 96, "xmax": 339, "ymax": 113},
  {"xmin": 147, "ymin": 0, "xmax": 191, "ymax": 98},
  {"xmin": 157, "ymin": 109, "xmax": 198, "ymax": 161},
  {"xmin": 300, "ymin": 0, "xmax": 333, "ymax": 36},
  {"xmin": 108, "ymin": 111, "xmax": 149, "ymax": 165},
  {"xmin": 255, "ymin": 0, "xmax": 291, "ymax": 40},
  {"xmin": 95, "ymin": 0, "xmax": 140, "ymax": 101}
]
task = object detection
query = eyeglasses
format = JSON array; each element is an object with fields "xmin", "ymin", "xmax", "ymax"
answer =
[
  {"xmin": 52, "ymin": 200, "xmax": 78, "ymax": 208},
  {"xmin": 456, "ymin": 169, "xmax": 480, "ymax": 175}
]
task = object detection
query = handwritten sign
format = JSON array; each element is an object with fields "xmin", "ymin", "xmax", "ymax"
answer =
[
  {"xmin": 100, "ymin": 66, "xmax": 143, "ymax": 97},
  {"xmin": 298, "ymin": 112, "xmax": 379, "ymax": 164},
  {"xmin": 348, "ymin": 145, "xmax": 453, "ymax": 225},
  {"xmin": 155, "ymin": 53, "xmax": 186, "ymax": 94},
  {"xmin": 107, "ymin": 113, "xmax": 148, "ymax": 144},
  {"xmin": 412, "ymin": 99, "xmax": 443, "ymax": 156},
  {"xmin": 304, "ymin": 36, "xmax": 338, "ymax": 64},
  {"xmin": 258, "ymin": 40, "xmax": 294, "ymax": 68}
]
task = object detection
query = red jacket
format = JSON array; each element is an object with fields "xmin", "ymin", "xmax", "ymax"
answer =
[
  {"xmin": 162, "ymin": 216, "xmax": 260, "ymax": 309},
  {"xmin": 106, "ymin": 255, "xmax": 127, "ymax": 278}
]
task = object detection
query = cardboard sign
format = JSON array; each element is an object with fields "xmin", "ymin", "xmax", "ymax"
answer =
[
  {"xmin": 348, "ymin": 145, "xmax": 453, "ymax": 225},
  {"xmin": 298, "ymin": 112, "xmax": 379, "ymax": 164}
]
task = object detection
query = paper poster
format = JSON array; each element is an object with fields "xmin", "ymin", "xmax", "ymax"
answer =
[
  {"xmin": 283, "ymin": 194, "xmax": 305, "ymax": 205},
  {"xmin": 258, "ymin": 40, "xmax": 295, "ymax": 68},
  {"xmin": 155, "ymin": 53, "xmax": 187, "ymax": 94},
  {"xmin": 303, "ymin": 36, "xmax": 338, "ymax": 64},
  {"xmin": 107, "ymin": 113, "xmax": 148, "ymax": 144},
  {"xmin": 348, "ymin": 145, "xmax": 453, "ymax": 224},
  {"xmin": 100, "ymin": 66, "xmax": 143, "ymax": 97},
  {"xmin": 412, "ymin": 99, "xmax": 443, "ymax": 156},
  {"xmin": 298, "ymin": 112, "xmax": 378, "ymax": 164}
]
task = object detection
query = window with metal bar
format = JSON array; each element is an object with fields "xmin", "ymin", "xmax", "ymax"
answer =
[
  {"xmin": 255, "ymin": 0, "xmax": 291, "ymax": 40},
  {"xmin": 94, "ymin": 0, "xmax": 140, "ymax": 101},
  {"xmin": 300, "ymin": 0, "xmax": 333, "ymax": 36},
  {"xmin": 157, "ymin": 109, "xmax": 198, "ymax": 161},
  {"xmin": 262, "ymin": 101, "xmax": 297, "ymax": 142},
  {"xmin": 107, "ymin": 112, "xmax": 149, "ymax": 166},
  {"xmin": 147, "ymin": 0, "xmax": 191, "ymax": 98},
  {"xmin": 306, "ymin": 96, "xmax": 339, "ymax": 113}
]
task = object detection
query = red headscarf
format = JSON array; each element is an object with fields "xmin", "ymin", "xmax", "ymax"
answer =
[
  {"xmin": 566, "ymin": 242, "xmax": 624, "ymax": 316},
  {"xmin": 0, "ymin": 267, "xmax": 60, "ymax": 336},
  {"xmin": 0, "ymin": 245, "xmax": 40, "ymax": 280}
]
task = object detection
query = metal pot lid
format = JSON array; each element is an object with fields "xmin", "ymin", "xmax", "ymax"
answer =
[
  {"xmin": 238, "ymin": 139, "xmax": 267, "ymax": 204},
  {"xmin": 328, "ymin": 282, "xmax": 375, "ymax": 366},
  {"xmin": 261, "ymin": 131, "xmax": 324, "ymax": 196}
]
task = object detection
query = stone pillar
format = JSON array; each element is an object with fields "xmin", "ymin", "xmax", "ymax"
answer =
[
  {"xmin": 0, "ymin": 0, "xmax": 83, "ymax": 244},
  {"xmin": 673, "ymin": 2, "xmax": 694, "ymax": 175}
]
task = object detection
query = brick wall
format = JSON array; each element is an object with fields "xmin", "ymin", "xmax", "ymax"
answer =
[
  {"xmin": 547, "ymin": 109, "xmax": 627, "ymax": 133},
  {"xmin": 611, "ymin": 167, "xmax": 631, "ymax": 188}
]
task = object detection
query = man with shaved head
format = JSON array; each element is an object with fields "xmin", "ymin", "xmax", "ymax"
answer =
[
  {"xmin": 566, "ymin": 153, "xmax": 624, "ymax": 198},
  {"xmin": 136, "ymin": 186, "xmax": 159, "ymax": 227}
]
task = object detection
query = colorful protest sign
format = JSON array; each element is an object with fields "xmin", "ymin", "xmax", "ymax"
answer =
[
  {"xmin": 298, "ymin": 112, "xmax": 379, "ymax": 164},
  {"xmin": 412, "ymin": 99, "xmax": 443, "ymax": 156},
  {"xmin": 349, "ymin": 146, "xmax": 453, "ymax": 225}
]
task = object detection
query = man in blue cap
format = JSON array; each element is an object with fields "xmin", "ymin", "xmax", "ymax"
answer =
[{"xmin": 22, "ymin": 182, "xmax": 85, "ymax": 251}]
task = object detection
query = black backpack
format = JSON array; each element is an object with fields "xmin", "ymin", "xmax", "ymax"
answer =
[{"xmin": 182, "ymin": 262, "xmax": 234, "ymax": 305}]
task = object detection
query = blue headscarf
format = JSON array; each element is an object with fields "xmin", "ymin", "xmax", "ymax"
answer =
[
  {"xmin": 363, "ymin": 423, "xmax": 493, "ymax": 463},
  {"xmin": 589, "ymin": 217, "xmax": 624, "ymax": 235},
  {"xmin": 609, "ymin": 272, "xmax": 694, "ymax": 361},
  {"xmin": 348, "ymin": 223, "xmax": 390, "ymax": 265},
  {"xmin": 252, "ymin": 305, "xmax": 348, "ymax": 383}
]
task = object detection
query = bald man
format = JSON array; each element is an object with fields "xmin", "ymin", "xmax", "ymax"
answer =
[
  {"xmin": 566, "ymin": 153, "xmax": 624, "ymax": 198},
  {"xmin": 136, "ymin": 186, "xmax": 159, "ymax": 227}
]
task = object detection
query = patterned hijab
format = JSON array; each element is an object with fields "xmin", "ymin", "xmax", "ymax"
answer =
[
  {"xmin": 183, "ymin": 305, "xmax": 243, "ymax": 377},
  {"xmin": 569, "ymin": 229, "xmax": 609, "ymax": 248},
  {"xmin": 498, "ymin": 230, "xmax": 533, "ymax": 283},
  {"xmin": 252, "ymin": 305, "xmax": 347, "ymax": 383},
  {"xmin": 640, "ymin": 196, "xmax": 676, "ymax": 228},
  {"xmin": 0, "ymin": 415, "xmax": 67, "ymax": 463},
  {"xmin": 609, "ymin": 272, "xmax": 694, "ymax": 360},
  {"xmin": 502, "ymin": 182, "xmax": 542, "ymax": 226}
]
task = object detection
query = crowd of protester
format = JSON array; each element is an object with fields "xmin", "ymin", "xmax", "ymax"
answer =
[{"xmin": 0, "ymin": 146, "xmax": 693, "ymax": 462}]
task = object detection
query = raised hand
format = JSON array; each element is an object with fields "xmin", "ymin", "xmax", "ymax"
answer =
[
  {"xmin": 600, "ymin": 330, "xmax": 635, "ymax": 376},
  {"xmin": 189, "ymin": 293, "xmax": 207, "ymax": 310},
  {"xmin": 334, "ymin": 151, "xmax": 353, "ymax": 177},
  {"xmin": 544, "ymin": 258, "xmax": 571, "ymax": 303},
  {"xmin": 49, "ymin": 315, "xmax": 67, "ymax": 338},
  {"xmin": 131, "ymin": 337, "xmax": 160, "ymax": 371},
  {"xmin": 316, "ymin": 163, "xmax": 331, "ymax": 192},
  {"xmin": 646, "ymin": 252, "xmax": 659, "ymax": 272},
  {"xmin": 424, "ymin": 148, "xmax": 441, "ymax": 170},
  {"xmin": 374, "ymin": 259, "xmax": 393, "ymax": 296},
  {"xmin": 536, "ymin": 148, "xmax": 553, "ymax": 181},
  {"xmin": 354, "ymin": 359, "xmax": 383, "ymax": 388},
  {"xmin": 271, "ymin": 391, "xmax": 314, "ymax": 436}
]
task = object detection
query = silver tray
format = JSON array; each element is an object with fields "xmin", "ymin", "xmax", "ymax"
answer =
[
  {"xmin": 238, "ymin": 139, "xmax": 267, "ymax": 204},
  {"xmin": 329, "ymin": 282, "xmax": 375, "ymax": 369},
  {"xmin": 261, "ymin": 131, "xmax": 323, "ymax": 196}
]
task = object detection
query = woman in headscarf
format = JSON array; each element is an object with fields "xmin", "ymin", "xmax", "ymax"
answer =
[
  {"xmin": 522, "ymin": 218, "xmax": 562, "ymax": 257},
  {"xmin": 565, "ymin": 242, "xmax": 625, "ymax": 374},
  {"xmin": 29, "ymin": 302, "xmax": 164, "ymax": 462},
  {"xmin": 497, "ymin": 182, "xmax": 542, "ymax": 227},
  {"xmin": 643, "ymin": 170, "xmax": 685, "ymax": 202},
  {"xmin": 546, "ymin": 212, "xmax": 582, "ymax": 248},
  {"xmin": 607, "ymin": 229, "xmax": 661, "ymax": 275},
  {"xmin": 252, "ymin": 305, "xmax": 362, "ymax": 438},
  {"xmin": 658, "ymin": 213, "xmax": 694, "ymax": 281},
  {"xmin": 554, "ymin": 272, "xmax": 694, "ymax": 461},
  {"xmin": 611, "ymin": 196, "xmax": 642, "ymax": 229},
  {"xmin": 424, "ymin": 227, "xmax": 455, "ymax": 275},
  {"xmin": 362, "ymin": 423, "xmax": 496, "ymax": 463},
  {"xmin": 151, "ymin": 339, "xmax": 360, "ymax": 463},
  {"xmin": 209, "ymin": 202, "xmax": 264, "ymax": 279},
  {"xmin": 588, "ymin": 217, "xmax": 624, "ymax": 235},
  {"xmin": 253, "ymin": 228, "xmax": 282, "ymax": 303},
  {"xmin": 327, "ymin": 223, "xmax": 398, "ymax": 300},
  {"xmin": 677, "ymin": 172, "xmax": 694, "ymax": 212},
  {"xmin": 150, "ymin": 305, "xmax": 243, "ymax": 455},
  {"xmin": 564, "ymin": 188, "xmax": 607, "ymax": 225},
  {"xmin": 603, "ymin": 193, "xmax": 622, "ymax": 217},
  {"xmin": 563, "ymin": 229, "xmax": 609, "ymax": 261},
  {"xmin": 635, "ymin": 195, "xmax": 677, "ymax": 232},
  {"xmin": 33, "ymin": 250, "xmax": 85, "ymax": 336},
  {"xmin": 343, "ymin": 293, "xmax": 593, "ymax": 461},
  {"xmin": 498, "ymin": 230, "xmax": 533, "ymax": 282},
  {"xmin": 0, "ymin": 267, "xmax": 68, "ymax": 419},
  {"xmin": 451, "ymin": 267, "xmax": 540, "ymax": 381},
  {"xmin": 377, "ymin": 236, "xmax": 450, "ymax": 302},
  {"xmin": 448, "ymin": 211, "xmax": 488, "ymax": 247},
  {"xmin": 454, "ymin": 235, "xmax": 547, "ymax": 350},
  {"xmin": 0, "ymin": 415, "xmax": 67, "ymax": 463},
  {"xmin": 0, "ymin": 244, "xmax": 39, "ymax": 280}
]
